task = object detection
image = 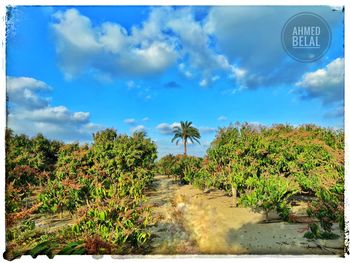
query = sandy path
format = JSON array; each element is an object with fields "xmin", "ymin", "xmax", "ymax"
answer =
[
  {"xmin": 16, "ymin": 175, "xmax": 344, "ymax": 256},
  {"xmin": 173, "ymin": 185, "xmax": 344, "ymax": 255},
  {"xmin": 147, "ymin": 175, "xmax": 344, "ymax": 256},
  {"xmin": 146, "ymin": 175, "xmax": 198, "ymax": 254}
]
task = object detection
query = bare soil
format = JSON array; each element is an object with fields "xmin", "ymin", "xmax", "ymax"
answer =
[{"xmin": 147, "ymin": 175, "xmax": 344, "ymax": 256}]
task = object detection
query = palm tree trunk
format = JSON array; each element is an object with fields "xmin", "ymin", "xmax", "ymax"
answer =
[{"xmin": 184, "ymin": 139, "xmax": 187, "ymax": 156}]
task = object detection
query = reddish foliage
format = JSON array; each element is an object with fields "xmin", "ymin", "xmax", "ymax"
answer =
[
  {"xmin": 84, "ymin": 236, "xmax": 112, "ymax": 254},
  {"xmin": 6, "ymin": 202, "xmax": 42, "ymax": 227},
  {"xmin": 61, "ymin": 178, "xmax": 82, "ymax": 190}
]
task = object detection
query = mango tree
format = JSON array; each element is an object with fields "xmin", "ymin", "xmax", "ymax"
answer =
[{"xmin": 241, "ymin": 174, "xmax": 300, "ymax": 222}]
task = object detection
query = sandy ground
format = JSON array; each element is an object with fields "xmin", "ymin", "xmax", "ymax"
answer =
[
  {"xmin": 15, "ymin": 174, "xmax": 344, "ymax": 256},
  {"xmin": 146, "ymin": 175, "xmax": 198, "ymax": 254},
  {"xmin": 148, "ymin": 175, "xmax": 344, "ymax": 256}
]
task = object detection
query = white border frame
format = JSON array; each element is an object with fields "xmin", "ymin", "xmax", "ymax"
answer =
[{"xmin": 0, "ymin": 0, "xmax": 348, "ymax": 262}]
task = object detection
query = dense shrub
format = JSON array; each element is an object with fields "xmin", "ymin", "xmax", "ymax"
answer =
[
  {"xmin": 38, "ymin": 129, "xmax": 156, "ymax": 247},
  {"xmin": 195, "ymin": 123, "xmax": 344, "ymax": 228},
  {"xmin": 5, "ymin": 129, "xmax": 61, "ymax": 186},
  {"xmin": 241, "ymin": 174, "xmax": 299, "ymax": 222},
  {"xmin": 5, "ymin": 121, "xmax": 344, "ymax": 257},
  {"xmin": 156, "ymin": 154, "xmax": 177, "ymax": 176},
  {"xmin": 156, "ymin": 154, "xmax": 202, "ymax": 183},
  {"xmin": 5, "ymin": 129, "xmax": 61, "ymax": 214},
  {"xmin": 5, "ymin": 129, "xmax": 157, "ymax": 258}
]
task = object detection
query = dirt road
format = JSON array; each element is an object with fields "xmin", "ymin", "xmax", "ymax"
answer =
[
  {"xmin": 146, "ymin": 175, "xmax": 198, "ymax": 254},
  {"xmin": 147, "ymin": 175, "xmax": 344, "ymax": 256}
]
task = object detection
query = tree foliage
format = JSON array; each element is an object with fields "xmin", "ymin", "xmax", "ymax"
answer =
[
  {"xmin": 5, "ymin": 128, "xmax": 157, "ymax": 259},
  {"xmin": 188, "ymin": 123, "xmax": 344, "ymax": 228},
  {"xmin": 156, "ymin": 154, "xmax": 202, "ymax": 184}
]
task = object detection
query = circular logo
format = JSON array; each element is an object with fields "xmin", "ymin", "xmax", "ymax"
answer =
[{"xmin": 281, "ymin": 12, "xmax": 331, "ymax": 63}]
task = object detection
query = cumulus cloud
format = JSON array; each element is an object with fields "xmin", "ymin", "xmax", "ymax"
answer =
[
  {"xmin": 156, "ymin": 138, "xmax": 209, "ymax": 157},
  {"xmin": 178, "ymin": 63, "xmax": 193, "ymax": 78},
  {"xmin": 51, "ymin": 8, "xmax": 177, "ymax": 80},
  {"xmin": 204, "ymin": 6, "xmax": 343, "ymax": 89},
  {"xmin": 125, "ymin": 117, "xmax": 150, "ymax": 127},
  {"xmin": 199, "ymin": 79, "xmax": 208, "ymax": 87},
  {"xmin": 156, "ymin": 122, "xmax": 180, "ymax": 135},
  {"xmin": 14, "ymin": 106, "xmax": 90, "ymax": 125},
  {"xmin": 126, "ymin": 81, "xmax": 135, "ymax": 89},
  {"xmin": 50, "ymin": 6, "xmax": 343, "ymax": 103},
  {"xmin": 198, "ymin": 126, "xmax": 216, "ymax": 134},
  {"xmin": 7, "ymin": 76, "xmax": 51, "ymax": 109},
  {"xmin": 7, "ymin": 76, "xmax": 50, "ymax": 92},
  {"xmin": 156, "ymin": 122, "xmax": 215, "ymax": 135},
  {"xmin": 163, "ymin": 8, "xmax": 245, "ymax": 87},
  {"xmin": 7, "ymin": 76, "xmax": 101, "ymax": 141},
  {"xmin": 124, "ymin": 118, "xmax": 136, "ymax": 125},
  {"xmin": 131, "ymin": 125, "xmax": 145, "ymax": 133},
  {"xmin": 51, "ymin": 7, "xmax": 245, "ymax": 88},
  {"xmin": 295, "ymin": 58, "xmax": 344, "ymax": 104},
  {"xmin": 124, "ymin": 81, "xmax": 154, "ymax": 101},
  {"xmin": 218, "ymin": 115, "xmax": 227, "ymax": 121},
  {"xmin": 324, "ymin": 106, "xmax": 344, "ymax": 118}
]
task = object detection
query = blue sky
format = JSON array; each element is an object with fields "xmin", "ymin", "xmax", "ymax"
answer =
[{"xmin": 6, "ymin": 6, "xmax": 344, "ymax": 157}]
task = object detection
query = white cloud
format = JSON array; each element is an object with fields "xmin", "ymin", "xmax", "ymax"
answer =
[
  {"xmin": 156, "ymin": 122, "xmax": 215, "ymax": 135},
  {"xmin": 14, "ymin": 106, "xmax": 90, "ymax": 124},
  {"xmin": 199, "ymin": 79, "xmax": 208, "ymax": 87},
  {"xmin": 198, "ymin": 126, "xmax": 216, "ymax": 134},
  {"xmin": 156, "ymin": 138, "xmax": 209, "ymax": 157},
  {"xmin": 73, "ymin": 112, "xmax": 90, "ymax": 122},
  {"xmin": 128, "ymin": 42, "xmax": 176, "ymax": 75},
  {"xmin": 50, "ymin": 6, "xmax": 343, "ymax": 101},
  {"xmin": 212, "ymin": 75, "xmax": 220, "ymax": 82},
  {"xmin": 51, "ymin": 9, "xmax": 102, "ymax": 79},
  {"xmin": 51, "ymin": 8, "xmax": 177, "ymax": 80},
  {"xmin": 184, "ymin": 71, "xmax": 192, "ymax": 78},
  {"xmin": 99, "ymin": 22, "xmax": 128, "ymax": 54},
  {"xmin": 126, "ymin": 81, "xmax": 135, "ymax": 89},
  {"xmin": 124, "ymin": 81, "xmax": 155, "ymax": 100},
  {"xmin": 218, "ymin": 115, "xmax": 227, "ymax": 121},
  {"xmin": 7, "ymin": 76, "xmax": 51, "ymax": 109},
  {"xmin": 124, "ymin": 117, "xmax": 150, "ymax": 127},
  {"xmin": 124, "ymin": 118, "xmax": 136, "ymax": 125},
  {"xmin": 52, "ymin": 9, "xmax": 100, "ymax": 51},
  {"xmin": 324, "ymin": 105, "xmax": 343, "ymax": 118},
  {"xmin": 131, "ymin": 125, "xmax": 145, "ymax": 133},
  {"xmin": 7, "ymin": 76, "xmax": 101, "ymax": 141},
  {"xmin": 130, "ymin": 7, "xmax": 168, "ymax": 44},
  {"xmin": 164, "ymin": 8, "xmax": 245, "ymax": 87},
  {"xmin": 51, "ymin": 7, "xmax": 245, "ymax": 88},
  {"xmin": 178, "ymin": 63, "xmax": 193, "ymax": 78},
  {"xmin": 295, "ymin": 58, "xmax": 344, "ymax": 104},
  {"xmin": 178, "ymin": 63, "xmax": 185, "ymax": 71},
  {"xmin": 7, "ymin": 76, "xmax": 50, "ymax": 92},
  {"xmin": 204, "ymin": 6, "xmax": 342, "ymax": 89},
  {"xmin": 156, "ymin": 122, "xmax": 180, "ymax": 135}
]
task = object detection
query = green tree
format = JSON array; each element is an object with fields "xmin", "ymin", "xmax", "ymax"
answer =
[
  {"xmin": 171, "ymin": 121, "xmax": 201, "ymax": 155},
  {"xmin": 241, "ymin": 174, "xmax": 300, "ymax": 222}
]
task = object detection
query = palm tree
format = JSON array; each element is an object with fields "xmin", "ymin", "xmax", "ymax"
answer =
[{"xmin": 171, "ymin": 121, "xmax": 201, "ymax": 155}]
